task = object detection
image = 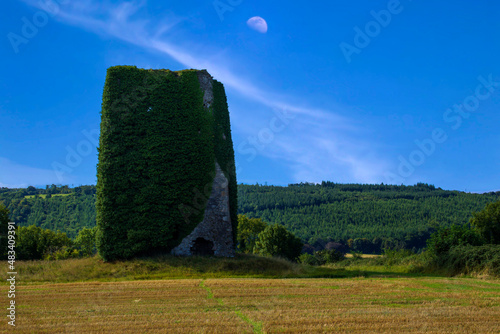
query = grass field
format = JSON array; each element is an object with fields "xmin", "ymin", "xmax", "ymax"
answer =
[
  {"xmin": 2, "ymin": 277, "xmax": 499, "ymax": 333},
  {"xmin": 9, "ymin": 254, "xmax": 344, "ymax": 283},
  {"xmin": 2, "ymin": 255, "xmax": 499, "ymax": 333},
  {"xmin": 345, "ymin": 253, "xmax": 382, "ymax": 258}
]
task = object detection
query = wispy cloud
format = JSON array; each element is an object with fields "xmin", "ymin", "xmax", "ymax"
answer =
[
  {"xmin": 241, "ymin": 117, "xmax": 390, "ymax": 184},
  {"xmin": 19, "ymin": 0, "xmax": 389, "ymax": 184}
]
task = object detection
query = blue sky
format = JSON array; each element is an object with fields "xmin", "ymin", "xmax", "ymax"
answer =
[{"xmin": 1, "ymin": 0, "xmax": 499, "ymax": 192}]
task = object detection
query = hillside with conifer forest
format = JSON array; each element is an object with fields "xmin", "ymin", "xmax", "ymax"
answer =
[{"xmin": 1, "ymin": 182, "xmax": 498, "ymax": 253}]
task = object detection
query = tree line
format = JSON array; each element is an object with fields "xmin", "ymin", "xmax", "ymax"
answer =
[
  {"xmin": 1, "ymin": 182, "xmax": 499, "ymax": 253},
  {"xmin": 0, "ymin": 185, "xmax": 95, "ymax": 239},
  {"xmin": 1, "ymin": 197, "xmax": 499, "ymax": 270},
  {"xmin": 238, "ymin": 182, "xmax": 500, "ymax": 253}
]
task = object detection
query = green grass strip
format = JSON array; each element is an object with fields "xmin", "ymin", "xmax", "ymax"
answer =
[
  {"xmin": 234, "ymin": 309, "xmax": 263, "ymax": 334},
  {"xmin": 200, "ymin": 279, "xmax": 263, "ymax": 334}
]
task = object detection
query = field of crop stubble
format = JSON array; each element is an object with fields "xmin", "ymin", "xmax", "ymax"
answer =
[{"xmin": 2, "ymin": 276, "xmax": 500, "ymax": 333}]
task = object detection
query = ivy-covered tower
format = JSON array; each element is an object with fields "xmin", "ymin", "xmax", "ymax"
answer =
[{"xmin": 96, "ymin": 66, "xmax": 237, "ymax": 261}]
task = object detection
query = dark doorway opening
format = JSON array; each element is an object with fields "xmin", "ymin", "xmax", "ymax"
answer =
[{"xmin": 191, "ymin": 238, "xmax": 214, "ymax": 256}]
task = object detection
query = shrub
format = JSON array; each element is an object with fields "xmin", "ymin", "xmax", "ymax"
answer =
[
  {"xmin": 425, "ymin": 224, "xmax": 484, "ymax": 257},
  {"xmin": 45, "ymin": 246, "xmax": 80, "ymax": 260},
  {"xmin": 434, "ymin": 244, "xmax": 500, "ymax": 276},
  {"xmin": 351, "ymin": 251, "xmax": 363, "ymax": 259},
  {"xmin": 74, "ymin": 227, "xmax": 97, "ymax": 257},
  {"xmin": 383, "ymin": 248, "xmax": 415, "ymax": 266},
  {"xmin": 16, "ymin": 225, "xmax": 73, "ymax": 260},
  {"xmin": 299, "ymin": 249, "xmax": 345, "ymax": 266},
  {"xmin": 298, "ymin": 253, "xmax": 319, "ymax": 266},
  {"xmin": 254, "ymin": 224, "xmax": 303, "ymax": 261},
  {"xmin": 314, "ymin": 249, "xmax": 345, "ymax": 265}
]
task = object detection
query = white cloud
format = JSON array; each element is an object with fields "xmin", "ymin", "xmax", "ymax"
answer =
[
  {"xmin": 238, "ymin": 119, "xmax": 390, "ymax": 184},
  {"xmin": 19, "ymin": 0, "xmax": 389, "ymax": 184}
]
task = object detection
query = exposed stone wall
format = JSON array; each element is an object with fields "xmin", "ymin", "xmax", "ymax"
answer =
[
  {"xmin": 171, "ymin": 162, "xmax": 235, "ymax": 256},
  {"xmin": 197, "ymin": 70, "xmax": 214, "ymax": 109},
  {"xmin": 171, "ymin": 71, "xmax": 234, "ymax": 257}
]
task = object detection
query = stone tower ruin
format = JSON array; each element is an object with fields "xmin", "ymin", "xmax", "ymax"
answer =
[{"xmin": 96, "ymin": 66, "xmax": 237, "ymax": 261}]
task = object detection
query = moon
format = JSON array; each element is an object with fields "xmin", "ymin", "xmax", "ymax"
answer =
[{"xmin": 247, "ymin": 16, "xmax": 268, "ymax": 34}]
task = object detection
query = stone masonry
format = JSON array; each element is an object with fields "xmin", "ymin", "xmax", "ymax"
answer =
[
  {"xmin": 171, "ymin": 162, "xmax": 235, "ymax": 256},
  {"xmin": 197, "ymin": 70, "xmax": 214, "ymax": 109},
  {"xmin": 171, "ymin": 70, "xmax": 234, "ymax": 257}
]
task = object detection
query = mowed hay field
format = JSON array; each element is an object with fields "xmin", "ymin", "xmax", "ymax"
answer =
[{"xmin": 2, "ymin": 277, "xmax": 500, "ymax": 333}]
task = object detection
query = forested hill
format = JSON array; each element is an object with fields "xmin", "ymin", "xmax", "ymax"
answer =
[
  {"xmin": 238, "ymin": 182, "xmax": 500, "ymax": 251},
  {"xmin": 1, "ymin": 183, "xmax": 499, "ymax": 251},
  {"xmin": 0, "ymin": 185, "xmax": 96, "ymax": 239}
]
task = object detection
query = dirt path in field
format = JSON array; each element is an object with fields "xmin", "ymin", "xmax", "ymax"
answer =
[{"xmin": 200, "ymin": 279, "xmax": 263, "ymax": 334}]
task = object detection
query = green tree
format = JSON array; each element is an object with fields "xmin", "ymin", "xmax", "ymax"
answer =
[
  {"xmin": 74, "ymin": 227, "xmax": 97, "ymax": 257},
  {"xmin": 0, "ymin": 204, "xmax": 9, "ymax": 257},
  {"xmin": 350, "ymin": 238, "xmax": 374, "ymax": 254},
  {"xmin": 237, "ymin": 215, "xmax": 267, "ymax": 253},
  {"xmin": 426, "ymin": 224, "xmax": 484, "ymax": 256},
  {"xmin": 16, "ymin": 225, "xmax": 73, "ymax": 260},
  {"xmin": 298, "ymin": 253, "xmax": 319, "ymax": 265},
  {"xmin": 254, "ymin": 224, "xmax": 303, "ymax": 261},
  {"xmin": 313, "ymin": 249, "xmax": 345, "ymax": 265},
  {"xmin": 470, "ymin": 200, "xmax": 500, "ymax": 244}
]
